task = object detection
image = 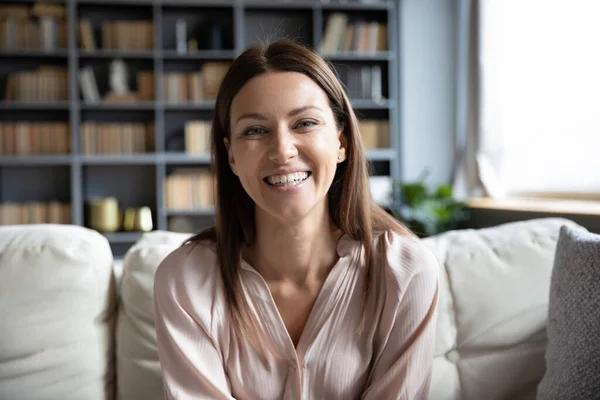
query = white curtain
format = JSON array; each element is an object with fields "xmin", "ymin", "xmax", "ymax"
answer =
[{"xmin": 453, "ymin": 0, "xmax": 600, "ymax": 200}]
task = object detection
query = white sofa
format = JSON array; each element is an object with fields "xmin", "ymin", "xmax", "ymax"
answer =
[{"xmin": 0, "ymin": 217, "xmax": 581, "ymax": 400}]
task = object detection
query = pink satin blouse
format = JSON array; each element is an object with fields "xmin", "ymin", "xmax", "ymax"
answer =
[{"xmin": 154, "ymin": 230, "xmax": 440, "ymax": 400}]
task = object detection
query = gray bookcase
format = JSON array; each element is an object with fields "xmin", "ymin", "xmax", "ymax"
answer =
[{"xmin": 0, "ymin": 0, "xmax": 400, "ymax": 256}]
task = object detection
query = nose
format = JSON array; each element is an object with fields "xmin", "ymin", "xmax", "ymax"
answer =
[{"xmin": 268, "ymin": 125, "xmax": 298, "ymax": 164}]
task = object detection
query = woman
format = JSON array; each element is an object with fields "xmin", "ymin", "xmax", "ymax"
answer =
[{"xmin": 154, "ymin": 39, "xmax": 440, "ymax": 400}]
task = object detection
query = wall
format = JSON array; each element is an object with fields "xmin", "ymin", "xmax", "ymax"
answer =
[{"xmin": 399, "ymin": 0, "xmax": 457, "ymax": 186}]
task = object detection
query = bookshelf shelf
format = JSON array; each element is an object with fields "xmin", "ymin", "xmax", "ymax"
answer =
[
  {"xmin": 0, "ymin": 50, "xmax": 69, "ymax": 58},
  {"xmin": 163, "ymin": 102, "xmax": 216, "ymax": 111},
  {"xmin": 2, "ymin": 0, "xmax": 66, "ymax": 3},
  {"xmin": 0, "ymin": 155, "xmax": 73, "ymax": 166},
  {"xmin": 163, "ymin": 153, "xmax": 212, "ymax": 164},
  {"xmin": 76, "ymin": 0, "xmax": 151, "ymax": 6},
  {"xmin": 80, "ymin": 103, "xmax": 156, "ymax": 111},
  {"xmin": 325, "ymin": 52, "xmax": 393, "ymax": 61},
  {"xmin": 80, "ymin": 154, "xmax": 158, "ymax": 165},
  {"xmin": 161, "ymin": 0, "xmax": 235, "ymax": 8},
  {"xmin": 321, "ymin": 3, "xmax": 391, "ymax": 11},
  {"xmin": 0, "ymin": 102, "xmax": 70, "ymax": 110},
  {"xmin": 161, "ymin": 50, "xmax": 236, "ymax": 60},
  {"xmin": 77, "ymin": 50, "xmax": 156, "ymax": 59},
  {"xmin": 0, "ymin": 0, "xmax": 399, "ymax": 257},
  {"xmin": 243, "ymin": 2, "xmax": 315, "ymax": 10},
  {"xmin": 163, "ymin": 208, "xmax": 215, "ymax": 217}
]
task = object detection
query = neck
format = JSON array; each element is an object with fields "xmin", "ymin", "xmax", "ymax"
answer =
[{"xmin": 246, "ymin": 202, "xmax": 341, "ymax": 286}]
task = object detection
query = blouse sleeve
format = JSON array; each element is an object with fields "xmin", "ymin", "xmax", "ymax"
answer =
[
  {"xmin": 154, "ymin": 247, "xmax": 235, "ymax": 400},
  {"xmin": 361, "ymin": 232, "xmax": 440, "ymax": 400}
]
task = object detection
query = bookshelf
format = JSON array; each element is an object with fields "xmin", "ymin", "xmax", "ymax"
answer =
[{"xmin": 0, "ymin": 0, "xmax": 399, "ymax": 256}]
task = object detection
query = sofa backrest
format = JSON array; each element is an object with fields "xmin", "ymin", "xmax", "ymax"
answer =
[
  {"xmin": 422, "ymin": 217, "xmax": 581, "ymax": 400},
  {"xmin": 1, "ymin": 217, "xmax": 578, "ymax": 399},
  {"xmin": 116, "ymin": 230, "xmax": 191, "ymax": 400},
  {"xmin": 0, "ymin": 224, "xmax": 116, "ymax": 400}
]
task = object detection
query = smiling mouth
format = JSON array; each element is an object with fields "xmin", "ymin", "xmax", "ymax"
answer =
[{"xmin": 264, "ymin": 171, "xmax": 311, "ymax": 187}]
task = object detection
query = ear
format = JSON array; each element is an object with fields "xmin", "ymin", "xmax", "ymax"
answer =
[
  {"xmin": 337, "ymin": 128, "xmax": 347, "ymax": 163},
  {"xmin": 224, "ymin": 138, "xmax": 238, "ymax": 176}
]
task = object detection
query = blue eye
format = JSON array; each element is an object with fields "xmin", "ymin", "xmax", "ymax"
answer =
[
  {"xmin": 244, "ymin": 127, "xmax": 266, "ymax": 136},
  {"xmin": 297, "ymin": 120, "xmax": 317, "ymax": 128}
]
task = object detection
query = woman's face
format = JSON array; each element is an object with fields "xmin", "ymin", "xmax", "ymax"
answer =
[{"xmin": 226, "ymin": 71, "xmax": 346, "ymax": 223}]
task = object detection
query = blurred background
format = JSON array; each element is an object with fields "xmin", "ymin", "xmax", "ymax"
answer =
[{"xmin": 0, "ymin": 0, "xmax": 598, "ymax": 257}]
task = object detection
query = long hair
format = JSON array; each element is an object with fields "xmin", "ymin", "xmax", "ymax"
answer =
[{"xmin": 185, "ymin": 39, "xmax": 412, "ymax": 349}]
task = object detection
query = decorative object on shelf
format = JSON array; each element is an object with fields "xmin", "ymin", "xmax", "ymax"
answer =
[
  {"xmin": 103, "ymin": 59, "xmax": 138, "ymax": 103},
  {"xmin": 187, "ymin": 39, "xmax": 198, "ymax": 52},
  {"xmin": 109, "ymin": 59, "xmax": 129, "ymax": 95},
  {"xmin": 392, "ymin": 169, "xmax": 470, "ymax": 238},
  {"xmin": 210, "ymin": 24, "xmax": 223, "ymax": 50},
  {"xmin": 122, "ymin": 207, "xmax": 136, "ymax": 232},
  {"xmin": 88, "ymin": 197, "xmax": 120, "ymax": 233},
  {"xmin": 134, "ymin": 206, "xmax": 153, "ymax": 232},
  {"xmin": 176, "ymin": 19, "xmax": 187, "ymax": 54}
]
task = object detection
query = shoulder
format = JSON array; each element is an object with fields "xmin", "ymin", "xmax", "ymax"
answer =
[
  {"xmin": 374, "ymin": 230, "xmax": 440, "ymax": 298},
  {"xmin": 154, "ymin": 240, "xmax": 225, "ymax": 328}
]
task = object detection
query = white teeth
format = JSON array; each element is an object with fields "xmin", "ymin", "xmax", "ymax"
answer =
[{"xmin": 267, "ymin": 172, "xmax": 309, "ymax": 186}]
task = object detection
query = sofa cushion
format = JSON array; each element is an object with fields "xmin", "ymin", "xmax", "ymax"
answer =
[
  {"xmin": 537, "ymin": 225, "xmax": 600, "ymax": 399},
  {"xmin": 0, "ymin": 224, "xmax": 116, "ymax": 400},
  {"xmin": 422, "ymin": 217, "xmax": 581, "ymax": 400},
  {"xmin": 116, "ymin": 231, "xmax": 191, "ymax": 400}
]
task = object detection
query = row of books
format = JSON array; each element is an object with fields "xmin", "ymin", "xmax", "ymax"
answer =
[
  {"xmin": 360, "ymin": 120, "xmax": 389, "ymax": 149},
  {"xmin": 99, "ymin": 20, "xmax": 154, "ymax": 51},
  {"xmin": 163, "ymin": 62, "xmax": 230, "ymax": 103},
  {"xmin": 0, "ymin": 201, "xmax": 71, "ymax": 226},
  {"xmin": 164, "ymin": 169, "xmax": 215, "ymax": 211},
  {"xmin": 80, "ymin": 122, "xmax": 154, "ymax": 155},
  {"xmin": 0, "ymin": 3, "xmax": 66, "ymax": 51},
  {"xmin": 0, "ymin": 3, "xmax": 65, "ymax": 20},
  {"xmin": 184, "ymin": 120, "xmax": 211, "ymax": 155},
  {"xmin": 0, "ymin": 122, "xmax": 69, "ymax": 155},
  {"xmin": 4, "ymin": 67, "xmax": 68, "ymax": 102},
  {"xmin": 340, "ymin": 64, "xmax": 383, "ymax": 102},
  {"xmin": 0, "ymin": 17, "xmax": 66, "ymax": 51},
  {"xmin": 321, "ymin": 13, "xmax": 387, "ymax": 54},
  {"xmin": 0, "ymin": 118, "xmax": 389, "ymax": 155}
]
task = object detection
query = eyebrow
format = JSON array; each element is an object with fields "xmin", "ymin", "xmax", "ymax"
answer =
[{"xmin": 234, "ymin": 105, "xmax": 324, "ymax": 125}]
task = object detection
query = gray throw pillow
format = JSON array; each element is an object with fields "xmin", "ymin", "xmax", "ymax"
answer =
[{"xmin": 537, "ymin": 225, "xmax": 600, "ymax": 400}]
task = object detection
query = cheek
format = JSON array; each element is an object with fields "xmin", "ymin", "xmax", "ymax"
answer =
[{"xmin": 232, "ymin": 148, "xmax": 261, "ymax": 184}]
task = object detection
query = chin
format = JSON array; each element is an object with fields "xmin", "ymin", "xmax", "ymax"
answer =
[{"xmin": 269, "ymin": 204, "xmax": 313, "ymax": 223}]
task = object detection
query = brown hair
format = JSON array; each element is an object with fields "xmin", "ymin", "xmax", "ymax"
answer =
[{"xmin": 185, "ymin": 39, "xmax": 412, "ymax": 347}]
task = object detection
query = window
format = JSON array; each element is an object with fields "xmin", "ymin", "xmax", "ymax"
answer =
[{"xmin": 478, "ymin": 0, "xmax": 600, "ymax": 197}]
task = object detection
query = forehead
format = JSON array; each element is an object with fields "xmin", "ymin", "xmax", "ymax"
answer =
[{"xmin": 230, "ymin": 71, "xmax": 330, "ymax": 117}]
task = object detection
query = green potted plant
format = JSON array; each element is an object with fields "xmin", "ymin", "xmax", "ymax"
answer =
[{"xmin": 392, "ymin": 170, "xmax": 470, "ymax": 238}]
